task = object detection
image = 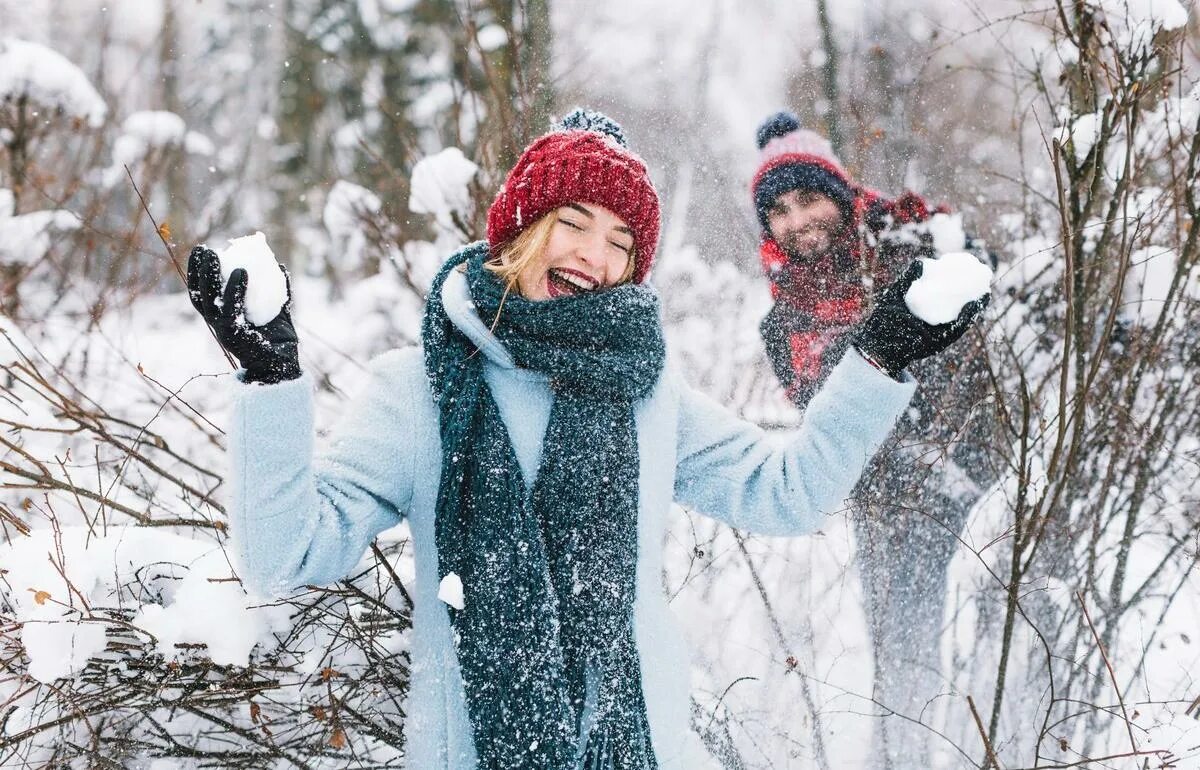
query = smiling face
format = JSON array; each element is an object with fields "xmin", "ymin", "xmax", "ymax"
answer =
[
  {"xmin": 505, "ymin": 203, "xmax": 636, "ymax": 301},
  {"xmin": 766, "ymin": 188, "xmax": 845, "ymax": 261}
]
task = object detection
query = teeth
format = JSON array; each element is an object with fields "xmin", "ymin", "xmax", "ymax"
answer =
[{"xmin": 551, "ymin": 269, "xmax": 597, "ymax": 292}]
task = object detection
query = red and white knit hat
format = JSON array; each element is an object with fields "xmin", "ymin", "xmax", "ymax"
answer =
[
  {"xmin": 487, "ymin": 109, "xmax": 661, "ymax": 284},
  {"xmin": 750, "ymin": 111, "xmax": 855, "ymax": 232},
  {"xmin": 756, "ymin": 119, "xmax": 846, "ymax": 176}
]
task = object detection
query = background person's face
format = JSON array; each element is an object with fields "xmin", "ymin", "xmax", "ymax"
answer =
[
  {"xmin": 514, "ymin": 203, "xmax": 634, "ymax": 301},
  {"xmin": 766, "ymin": 189, "xmax": 844, "ymax": 260}
]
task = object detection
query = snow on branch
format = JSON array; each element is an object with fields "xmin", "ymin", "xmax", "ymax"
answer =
[
  {"xmin": 0, "ymin": 188, "xmax": 79, "ymax": 266},
  {"xmin": 408, "ymin": 146, "xmax": 479, "ymax": 242},
  {"xmin": 0, "ymin": 38, "xmax": 107, "ymax": 128}
]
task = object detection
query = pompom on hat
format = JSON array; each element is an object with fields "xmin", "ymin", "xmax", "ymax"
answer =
[
  {"xmin": 751, "ymin": 111, "xmax": 855, "ymax": 233},
  {"xmin": 486, "ymin": 108, "xmax": 661, "ymax": 284}
]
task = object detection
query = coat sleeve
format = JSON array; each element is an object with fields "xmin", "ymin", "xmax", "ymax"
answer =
[
  {"xmin": 673, "ymin": 349, "xmax": 917, "ymax": 536},
  {"xmin": 227, "ymin": 351, "xmax": 418, "ymax": 597}
]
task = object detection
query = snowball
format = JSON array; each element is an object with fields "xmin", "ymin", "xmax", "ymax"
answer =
[
  {"xmin": 409, "ymin": 147, "xmax": 479, "ymax": 225},
  {"xmin": 215, "ymin": 232, "xmax": 288, "ymax": 326},
  {"xmin": 438, "ymin": 572, "xmax": 465, "ymax": 610},
  {"xmin": 904, "ymin": 252, "xmax": 994, "ymax": 325}
]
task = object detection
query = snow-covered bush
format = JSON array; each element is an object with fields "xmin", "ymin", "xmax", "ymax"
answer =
[
  {"xmin": 0, "ymin": 281, "xmax": 420, "ymax": 767},
  {"xmin": 937, "ymin": 2, "xmax": 1200, "ymax": 766}
]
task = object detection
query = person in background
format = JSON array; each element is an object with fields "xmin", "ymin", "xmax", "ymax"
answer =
[
  {"xmin": 751, "ymin": 110, "xmax": 987, "ymax": 407},
  {"xmin": 750, "ymin": 109, "xmax": 1000, "ymax": 765}
]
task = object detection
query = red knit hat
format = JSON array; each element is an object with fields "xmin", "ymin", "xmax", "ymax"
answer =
[{"xmin": 486, "ymin": 109, "xmax": 661, "ymax": 284}]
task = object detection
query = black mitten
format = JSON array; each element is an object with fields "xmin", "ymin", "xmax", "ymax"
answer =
[
  {"xmin": 187, "ymin": 245, "xmax": 301, "ymax": 385},
  {"xmin": 853, "ymin": 260, "xmax": 989, "ymax": 378}
]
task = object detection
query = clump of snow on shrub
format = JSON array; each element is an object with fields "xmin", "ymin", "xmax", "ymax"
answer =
[
  {"xmin": 324, "ymin": 180, "xmax": 383, "ymax": 272},
  {"xmin": 1058, "ymin": 110, "xmax": 1104, "ymax": 162},
  {"xmin": 1122, "ymin": 246, "xmax": 1180, "ymax": 326},
  {"xmin": 476, "ymin": 24, "xmax": 508, "ymax": 51},
  {"xmin": 926, "ymin": 212, "xmax": 967, "ymax": 254},
  {"xmin": 1089, "ymin": 0, "xmax": 1189, "ymax": 53},
  {"xmin": 103, "ymin": 110, "xmax": 213, "ymax": 186},
  {"xmin": 1, "ymin": 527, "xmax": 290, "ymax": 683},
  {"xmin": 409, "ymin": 147, "xmax": 478, "ymax": 232},
  {"xmin": 0, "ymin": 38, "xmax": 107, "ymax": 127},
  {"xmin": 0, "ymin": 187, "xmax": 80, "ymax": 266}
]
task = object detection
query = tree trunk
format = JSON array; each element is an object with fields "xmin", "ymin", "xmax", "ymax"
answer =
[
  {"xmin": 814, "ymin": 0, "xmax": 843, "ymax": 157},
  {"xmin": 158, "ymin": 0, "xmax": 189, "ymax": 284},
  {"xmin": 521, "ymin": 0, "xmax": 555, "ymax": 136},
  {"xmin": 272, "ymin": 0, "xmax": 324, "ymax": 272}
]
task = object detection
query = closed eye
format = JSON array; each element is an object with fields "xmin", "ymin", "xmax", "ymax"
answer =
[{"xmin": 558, "ymin": 218, "xmax": 584, "ymax": 231}]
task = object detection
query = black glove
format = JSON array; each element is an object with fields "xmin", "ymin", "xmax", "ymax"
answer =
[
  {"xmin": 187, "ymin": 245, "xmax": 301, "ymax": 385},
  {"xmin": 853, "ymin": 259, "xmax": 990, "ymax": 378}
]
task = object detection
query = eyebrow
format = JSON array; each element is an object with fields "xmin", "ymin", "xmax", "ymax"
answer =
[{"xmin": 565, "ymin": 203, "xmax": 633, "ymax": 237}]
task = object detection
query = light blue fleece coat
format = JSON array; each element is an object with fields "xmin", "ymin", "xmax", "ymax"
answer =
[{"xmin": 227, "ymin": 269, "xmax": 917, "ymax": 769}]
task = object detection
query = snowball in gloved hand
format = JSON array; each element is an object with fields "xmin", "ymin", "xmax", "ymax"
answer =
[
  {"xmin": 216, "ymin": 232, "xmax": 288, "ymax": 325},
  {"xmin": 904, "ymin": 251, "xmax": 993, "ymax": 326}
]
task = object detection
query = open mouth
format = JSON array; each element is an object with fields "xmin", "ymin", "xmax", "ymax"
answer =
[{"xmin": 546, "ymin": 267, "xmax": 601, "ymax": 298}]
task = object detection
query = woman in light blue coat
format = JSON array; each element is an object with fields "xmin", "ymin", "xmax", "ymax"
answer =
[{"xmin": 186, "ymin": 110, "xmax": 988, "ymax": 770}]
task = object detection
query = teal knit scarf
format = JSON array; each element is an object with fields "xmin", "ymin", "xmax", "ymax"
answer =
[{"xmin": 422, "ymin": 242, "xmax": 666, "ymax": 770}]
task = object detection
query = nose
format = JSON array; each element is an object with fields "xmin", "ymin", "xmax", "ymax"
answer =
[
  {"xmin": 776, "ymin": 206, "xmax": 805, "ymax": 234},
  {"xmin": 572, "ymin": 230, "xmax": 610, "ymax": 273}
]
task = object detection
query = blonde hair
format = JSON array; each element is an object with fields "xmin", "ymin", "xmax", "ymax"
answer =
[{"xmin": 487, "ymin": 208, "xmax": 638, "ymax": 295}]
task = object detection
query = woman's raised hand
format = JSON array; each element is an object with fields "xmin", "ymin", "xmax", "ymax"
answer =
[{"xmin": 186, "ymin": 245, "xmax": 302, "ymax": 384}]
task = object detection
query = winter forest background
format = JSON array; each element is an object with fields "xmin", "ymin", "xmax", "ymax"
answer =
[{"xmin": 2, "ymin": 0, "xmax": 1199, "ymax": 767}]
